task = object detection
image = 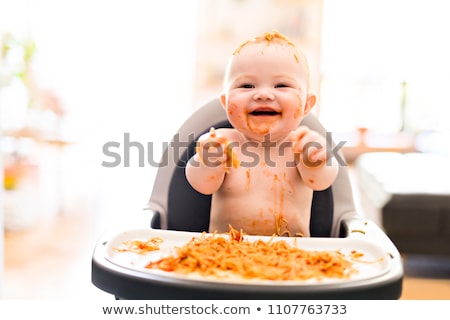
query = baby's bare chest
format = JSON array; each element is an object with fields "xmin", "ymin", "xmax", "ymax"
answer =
[{"xmin": 220, "ymin": 162, "xmax": 305, "ymax": 197}]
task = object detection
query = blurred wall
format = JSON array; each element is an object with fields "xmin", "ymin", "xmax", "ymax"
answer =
[{"xmin": 1, "ymin": 0, "xmax": 200, "ymax": 229}]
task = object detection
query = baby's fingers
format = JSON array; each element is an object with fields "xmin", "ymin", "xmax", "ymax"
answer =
[
  {"xmin": 290, "ymin": 126, "xmax": 309, "ymax": 153},
  {"xmin": 196, "ymin": 129, "xmax": 228, "ymax": 167},
  {"xmin": 306, "ymin": 147, "xmax": 327, "ymax": 164},
  {"xmin": 291, "ymin": 127, "xmax": 322, "ymax": 153}
]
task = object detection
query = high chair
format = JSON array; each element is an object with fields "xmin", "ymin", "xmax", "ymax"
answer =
[{"xmin": 91, "ymin": 97, "xmax": 403, "ymax": 299}]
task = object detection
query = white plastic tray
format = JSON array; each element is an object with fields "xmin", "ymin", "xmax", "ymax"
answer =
[{"xmin": 105, "ymin": 229, "xmax": 392, "ymax": 286}]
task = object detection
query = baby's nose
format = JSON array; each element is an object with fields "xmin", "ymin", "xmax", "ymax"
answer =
[{"xmin": 253, "ymin": 88, "xmax": 275, "ymax": 100}]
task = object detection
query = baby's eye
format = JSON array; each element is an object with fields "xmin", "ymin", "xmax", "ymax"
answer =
[
  {"xmin": 239, "ymin": 84, "xmax": 255, "ymax": 89},
  {"xmin": 275, "ymin": 83, "xmax": 290, "ymax": 88}
]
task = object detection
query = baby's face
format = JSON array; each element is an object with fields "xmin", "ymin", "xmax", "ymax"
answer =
[{"xmin": 221, "ymin": 40, "xmax": 315, "ymax": 142}]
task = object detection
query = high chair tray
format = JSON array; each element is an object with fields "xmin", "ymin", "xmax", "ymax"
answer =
[
  {"xmin": 92, "ymin": 227, "xmax": 403, "ymax": 299},
  {"xmin": 105, "ymin": 229, "xmax": 391, "ymax": 286}
]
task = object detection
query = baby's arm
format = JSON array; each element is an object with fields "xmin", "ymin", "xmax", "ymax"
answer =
[
  {"xmin": 185, "ymin": 128, "xmax": 229, "ymax": 195},
  {"xmin": 291, "ymin": 126, "xmax": 339, "ymax": 191}
]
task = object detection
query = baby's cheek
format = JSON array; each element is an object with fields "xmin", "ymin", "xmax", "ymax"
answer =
[
  {"xmin": 293, "ymin": 95, "xmax": 303, "ymax": 119},
  {"xmin": 228, "ymin": 103, "xmax": 238, "ymax": 115},
  {"xmin": 294, "ymin": 105, "xmax": 302, "ymax": 119},
  {"xmin": 228, "ymin": 103, "xmax": 246, "ymax": 124}
]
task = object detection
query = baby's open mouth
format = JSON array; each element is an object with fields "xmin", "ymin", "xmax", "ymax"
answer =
[{"xmin": 249, "ymin": 107, "xmax": 281, "ymax": 116}]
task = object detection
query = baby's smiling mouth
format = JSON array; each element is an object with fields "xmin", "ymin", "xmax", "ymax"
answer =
[
  {"xmin": 249, "ymin": 107, "xmax": 281, "ymax": 116},
  {"xmin": 246, "ymin": 106, "xmax": 281, "ymax": 135}
]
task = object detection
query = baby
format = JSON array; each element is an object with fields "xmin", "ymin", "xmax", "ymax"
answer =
[{"xmin": 186, "ymin": 31, "xmax": 339, "ymax": 237}]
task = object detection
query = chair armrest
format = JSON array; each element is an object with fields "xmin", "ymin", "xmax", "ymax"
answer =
[{"xmin": 149, "ymin": 209, "xmax": 161, "ymax": 229}]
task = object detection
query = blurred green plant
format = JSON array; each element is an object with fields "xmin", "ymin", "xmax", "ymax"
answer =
[
  {"xmin": 1, "ymin": 32, "xmax": 36, "ymax": 94},
  {"xmin": 2, "ymin": 32, "xmax": 36, "ymax": 71}
]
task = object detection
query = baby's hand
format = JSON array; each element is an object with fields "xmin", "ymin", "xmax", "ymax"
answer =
[
  {"xmin": 290, "ymin": 126, "xmax": 328, "ymax": 168},
  {"xmin": 196, "ymin": 127, "xmax": 228, "ymax": 168}
]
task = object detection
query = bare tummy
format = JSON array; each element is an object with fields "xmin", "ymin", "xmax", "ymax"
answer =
[{"xmin": 208, "ymin": 130, "xmax": 313, "ymax": 237}]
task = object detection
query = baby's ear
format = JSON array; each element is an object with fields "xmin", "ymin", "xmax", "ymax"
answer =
[
  {"xmin": 303, "ymin": 93, "xmax": 316, "ymax": 115},
  {"xmin": 220, "ymin": 93, "xmax": 227, "ymax": 109}
]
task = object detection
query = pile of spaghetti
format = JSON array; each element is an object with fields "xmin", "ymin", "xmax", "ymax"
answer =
[{"xmin": 145, "ymin": 226, "xmax": 358, "ymax": 281}]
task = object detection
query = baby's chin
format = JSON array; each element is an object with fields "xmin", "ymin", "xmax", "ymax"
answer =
[
  {"xmin": 246, "ymin": 116, "xmax": 278, "ymax": 135},
  {"xmin": 247, "ymin": 124, "xmax": 297, "ymax": 142}
]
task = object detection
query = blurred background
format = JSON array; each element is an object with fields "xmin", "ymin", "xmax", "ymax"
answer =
[{"xmin": 1, "ymin": 0, "xmax": 449, "ymax": 299}]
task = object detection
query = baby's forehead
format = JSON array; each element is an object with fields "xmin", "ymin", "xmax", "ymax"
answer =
[{"xmin": 223, "ymin": 32, "xmax": 310, "ymax": 87}]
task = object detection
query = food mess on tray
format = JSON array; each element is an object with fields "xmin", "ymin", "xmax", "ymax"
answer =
[
  {"xmin": 144, "ymin": 226, "xmax": 365, "ymax": 281},
  {"xmin": 114, "ymin": 237, "xmax": 163, "ymax": 254}
]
